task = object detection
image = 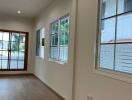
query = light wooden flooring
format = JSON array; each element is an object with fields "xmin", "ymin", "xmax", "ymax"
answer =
[{"xmin": 0, "ymin": 75, "xmax": 63, "ymax": 100}]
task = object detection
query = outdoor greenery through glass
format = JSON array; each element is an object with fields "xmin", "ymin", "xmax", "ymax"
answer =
[
  {"xmin": 99, "ymin": 0, "xmax": 132, "ymax": 74},
  {"xmin": 50, "ymin": 15, "xmax": 70, "ymax": 62},
  {"xmin": 0, "ymin": 31, "xmax": 26, "ymax": 70}
]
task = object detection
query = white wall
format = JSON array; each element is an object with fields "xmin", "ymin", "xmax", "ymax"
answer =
[
  {"xmin": 34, "ymin": 0, "xmax": 75, "ymax": 100},
  {"xmin": 74, "ymin": 0, "xmax": 132, "ymax": 100},
  {"xmin": 0, "ymin": 15, "xmax": 35, "ymax": 74}
]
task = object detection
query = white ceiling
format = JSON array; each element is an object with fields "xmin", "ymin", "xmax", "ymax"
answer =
[{"xmin": 0, "ymin": 0, "xmax": 53, "ymax": 19}]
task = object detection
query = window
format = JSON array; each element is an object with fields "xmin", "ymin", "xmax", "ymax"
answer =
[
  {"xmin": 97, "ymin": 0, "xmax": 132, "ymax": 74},
  {"xmin": 36, "ymin": 28, "xmax": 45, "ymax": 58},
  {"xmin": 50, "ymin": 15, "xmax": 70, "ymax": 62},
  {"xmin": 0, "ymin": 30, "xmax": 28, "ymax": 70}
]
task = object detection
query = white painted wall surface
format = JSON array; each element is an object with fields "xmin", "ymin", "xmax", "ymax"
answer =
[{"xmin": 35, "ymin": 0, "xmax": 75, "ymax": 100}]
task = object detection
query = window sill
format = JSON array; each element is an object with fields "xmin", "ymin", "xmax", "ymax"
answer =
[
  {"xmin": 94, "ymin": 68, "xmax": 132, "ymax": 84},
  {"xmin": 48, "ymin": 58, "xmax": 67, "ymax": 65}
]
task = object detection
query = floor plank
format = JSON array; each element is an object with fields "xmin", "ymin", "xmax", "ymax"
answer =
[{"xmin": 0, "ymin": 75, "xmax": 63, "ymax": 100}]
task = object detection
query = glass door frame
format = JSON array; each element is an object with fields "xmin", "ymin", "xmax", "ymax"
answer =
[{"xmin": 0, "ymin": 29, "xmax": 29, "ymax": 71}]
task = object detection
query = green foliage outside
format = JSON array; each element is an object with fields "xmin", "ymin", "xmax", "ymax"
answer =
[
  {"xmin": 12, "ymin": 34, "xmax": 25, "ymax": 52},
  {"xmin": 52, "ymin": 18, "xmax": 69, "ymax": 46},
  {"xmin": 60, "ymin": 19, "xmax": 69, "ymax": 45}
]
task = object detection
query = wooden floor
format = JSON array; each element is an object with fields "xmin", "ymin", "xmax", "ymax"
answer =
[{"xmin": 0, "ymin": 75, "xmax": 63, "ymax": 100}]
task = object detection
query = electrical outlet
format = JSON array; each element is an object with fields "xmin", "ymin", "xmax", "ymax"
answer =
[{"xmin": 87, "ymin": 96, "xmax": 93, "ymax": 100}]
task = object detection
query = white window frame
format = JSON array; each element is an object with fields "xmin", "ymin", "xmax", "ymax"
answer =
[
  {"xmin": 95, "ymin": 0, "xmax": 132, "ymax": 83},
  {"xmin": 36, "ymin": 28, "xmax": 45, "ymax": 59},
  {"xmin": 49, "ymin": 14, "xmax": 70, "ymax": 63}
]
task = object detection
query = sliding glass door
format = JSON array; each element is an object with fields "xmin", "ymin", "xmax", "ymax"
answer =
[{"xmin": 0, "ymin": 30, "xmax": 28, "ymax": 70}]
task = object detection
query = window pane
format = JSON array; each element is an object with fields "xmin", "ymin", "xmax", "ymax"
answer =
[
  {"xmin": 18, "ymin": 60, "xmax": 24, "ymax": 69},
  {"xmin": 51, "ymin": 34, "xmax": 58, "ymax": 46},
  {"xmin": 59, "ymin": 46, "xmax": 64, "ymax": 61},
  {"xmin": 19, "ymin": 51, "xmax": 24, "ymax": 60},
  {"xmin": 19, "ymin": 34, "xmax": 25, "ymax": 42},
  {"xmin": 1, "ymin": 51, "xmax": 8, "ymax": 59},
  {"xmin": 11, "ymin": 33, "xmax": 19, "ymax": 42},
  {"xmin": 0, "ymin": 32, "xmax": 2, "ymax": 40},
  {"xmin": 101, "ymin": 0, "xmax": 117, "ymax": 18},
  {"xmin": 10, "ymin": 60, "xmax": 18, "ymax": 69},
  {"xmin": 60, "ymin": 30, "xmax": 69, "ymax": 45},
  {"xmin": 51, "ymin": 35, "xmax": 54, "ymax": 46},
  {"xmin": 50, "ymin": 46, "xmax": 58, "ymax": 59},
  {"xmin": 11, "ymin": 51, "xmax": 18, "ymax": 60},
  {"xmin": 0, "ymin": 51, "xmax": 2, "ymax": 58},
  {"xmin": 19, "ymin": 42, "xmax": 25, "ymax": 52},
  {"xmin": 60, "ymin": 33, "xmax": 66, "ymax": 45},
  {"xmin": 51, "ymin": 21, "xmax": 58, "ymax": 34},
  {"xmin": 3, "ymin": 32, "xmax": 9, "ymax": 41},
  {"xmin": 116, "ymin": 13, "xmax": 132, "ymax": 43},
  {"xmin": 54, "ymin": 34, "xmax": 58, "ymax": 46},
  {"xmin": 2, "ymin": 60, "xmax": 8, "ymax": 69},
  {"xmin": 53, "ymin": 46, "xmax": 58, "ymax": 59},
  {"xmin": 59, "ymin": 46, "xmax": 68, "ymax": 61},
  {"xmin": 99, "ymin": 44, "xmax": 114, "ymax": 70},
  {"xmin": 115, "ymin": 44, "xmax": 132, "ymax": 73},
  {"xmin": 0, "ymin": 41, "xmax": 2, "ymax": 49},
  {"xmin": 118, "ymin": 0, "xmax": 132, "ymax": 14},
  {"xmin": 60, "ymin": 17, "xmax": 69, "ymax": 46},
  {"xmin": 101, "ymin": 18, "xmax": 116, "ymax": 43},
  {"xmin": 11, "ymin": 42, "xmax": 19, "ymax": 51},
  {"xmin": 3, "ymin": 41, "xmax": 9, "ymax": 50},
  {"xmin": 36, "ymin": 30, "xmax": 40, "ymax": 56}
]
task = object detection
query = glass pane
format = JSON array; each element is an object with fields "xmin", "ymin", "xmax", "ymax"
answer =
[
  {"xmin": 60, "ymin": 33, "xmax": 65, "ymax": 45},
  {"xmin": 36, "ymin": 30, "xmax": 40, "ymax": 56},
  {"xmin": 11, "ymin": 42, "xmax": 19, "ymax": 51},
  {"xmin": 116, "ymin": 13, "xmax": 132, "ymax": 43},
  {"xmin": 2, "ymin": 41, "xmax": 9, "ymax": 50},
  {"xmin": 10, "ymin": 60, "xmax": 18, "ymax": 69},
  {"xmin": 1, "ymin": 51, "xmax": 8, "ymax": 59},
  {"xmin": 11, "ymin": 33, "xmax": 19, "ymax": 42},
  {"xmin": 59, "ymin": 46, "xmax": 64, "ymax": 61},
  {"xmin": 0, "ymin": 32, "xmax": 2, "ymax": 40},
  {"xmin": 0, "ymin": 41, "xmax": 2, "ymax": 49},
  {"xmin": 11, "ymin": 51, "xmax": 18, "ymax": 60},
  {"xmin": 60, "ymin": 16, "xmax": 69, "ymax": 34},
  {"xmin": 115, "ymin": 44, "xmax": 132, "ymax": 74},
  {"xmin": 51, "ymin": 34, "xmax": 58, "ymax": 46},
  {"xmin": 101, "ymin": 0, "xmax": 117, "ymax": 18},
  {"xmin": 53, "ymin": 46, "xmax": 58, "ymax": 59},
  {"xmin": 19, "ymin": 34, "xmax": 25, "ymax": 42},
  {"xmin": 101, "ymin": 18, "xmax": 116, "ymax": 43},
  {"xmin": 99, "ymin": 44, "xmax": 114, "ymax": 70},
  {"xmin": 118, "ymin": 0, "xmax": 132, "ymax": 14},
  {"xmin": 59, "ymin": 46, "xmax": 68, "ymax": 62},
  {"xmin": 0, "ymin": 51, "xmax": 2, "ymax": 58},
  {"xmin": 54, "ymin": 34, "xmax": 58, "ymax": 46},
  {"xmin": 19, "ymin": 51, "xmax": 24, "ymax": 60},
  {"xmin": 3, "ymin": 32, "xmax": 9, "ymax": 41},
  {"xmin": 51, "ymin": 35, "xmax": 54, "ymax": 46},
  {"xmin": 18, "ymin": 60, "xmax": 24, "ymax": 69},
  {"xmin": 51, "ymin": 21, "xmax": 58, "ymax": 34},
  {"xmin": 2, "ymin": 60, "xmax": 8, "ymax": 69},
  {"xmin": 60, "ymin": 20, "xmax": 65, "ymax": 34},
  {"xmin": 19, "ymin": 42, "xmax": 25, "ymax": 52}
]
